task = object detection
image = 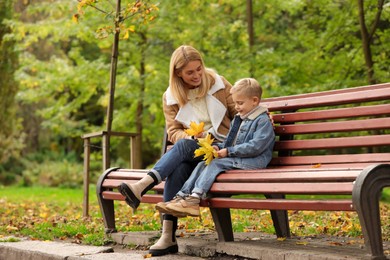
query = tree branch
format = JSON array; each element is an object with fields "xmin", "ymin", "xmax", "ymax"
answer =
[
  {"xmin": 368, "ymin": 0, "xmax": 385, "ymax": 43},
  {"xmin": 78, "ymin": 0, "xmax": 111, "ymax": 16}
]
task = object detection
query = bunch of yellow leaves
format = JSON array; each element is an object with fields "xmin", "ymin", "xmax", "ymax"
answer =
[
  {"xmin": 194, "ymin": 133, "xmax": 218, "ymax": 165},
  {"xmin": 184, "ymin": 121, "xmax": 205, "ymax": 137}
]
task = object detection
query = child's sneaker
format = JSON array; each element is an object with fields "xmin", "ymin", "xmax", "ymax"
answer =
[
  {"xmin": 155, "ymin": 196, "xmax": 186, "ymax": 218},
  {"xmin": 166, "ymin": 195, "xmax": 200, "ymax": 217}
]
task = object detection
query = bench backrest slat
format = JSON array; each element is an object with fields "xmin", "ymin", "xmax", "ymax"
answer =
[
  {"xmin": 270, "ymin": 153, "xmax": 390, "ymax": 165},
  {"xmin": 263, "ymin": 82, "xmax": 390, "ymax": 103},
  {"xmin": 275, "ymin": 118, "xmax": 390, "ymax": 135},
  {"xmin": 272, "ymin": 104, "xmax": 390, "ymax": 123},
  {"xmin": 263, "ymin": 84, "xmax": 390, "ymax": 110},
  {"xmin": 274, "ymin": 134, "xmax": 390, "ymax": 150},
  {"xmin": 260, "ymin": 83, "xmax": 390, "ymax": 167}
]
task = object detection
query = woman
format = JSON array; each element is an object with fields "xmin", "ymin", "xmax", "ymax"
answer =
[{"xmin": 119, "ymin": 45, "xmax": 236, "ymax": 256}]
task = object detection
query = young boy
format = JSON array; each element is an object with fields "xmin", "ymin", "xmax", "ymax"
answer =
[{"xmin": 156, "ymin": 78, "xmax": 275, "ymax": 217}]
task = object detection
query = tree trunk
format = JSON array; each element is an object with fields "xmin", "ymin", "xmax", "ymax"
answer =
[
  {"xmin": 246, "ymin": 0, "xmax": 255, "ymax": 77},
  {"xmin": 104, "ymin": 0, "xmax": 122, "ymax": 169},
  {"xmin": 134, "ymin": 32, "xmax": 148, "ymax": 168},
  {"xmin": 356, "ymin": 0, "xmax": 384, "ymax": 85}
]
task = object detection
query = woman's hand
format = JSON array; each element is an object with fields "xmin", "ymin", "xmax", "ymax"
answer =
[
  {"xmin": 193, "ymin": 132, "xmax": 204, "ymax": 139},
  {"xmin": 267, "ymin": 112, "xmax": 275, "ymax": 129}
]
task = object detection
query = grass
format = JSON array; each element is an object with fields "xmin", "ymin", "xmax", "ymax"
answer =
[{"xmin": 0, "ymin": 186, "xmax": 389, "ymax": 246}]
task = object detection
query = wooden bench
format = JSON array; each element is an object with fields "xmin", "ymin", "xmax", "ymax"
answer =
[{"xmin": 97, "ymin": 82, "xmax": 390, "ymax": 259}]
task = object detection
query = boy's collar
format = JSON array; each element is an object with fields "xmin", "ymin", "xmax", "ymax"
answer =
[{"xmin": 240, "ymin": 105, "xmax": 268, "ymax": 120}]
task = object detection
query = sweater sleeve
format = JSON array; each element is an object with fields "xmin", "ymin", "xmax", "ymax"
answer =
[{"xmin": 162, "ymin": 92, "xmax": 191, "ymax": 144}]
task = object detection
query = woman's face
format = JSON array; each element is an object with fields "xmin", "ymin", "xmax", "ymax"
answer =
[{"xmin": 177, "ymin": 60, "xmax": 203, "ymax": 89}]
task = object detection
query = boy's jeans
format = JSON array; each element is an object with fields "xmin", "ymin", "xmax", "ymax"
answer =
[{"xmin": 177, "ymin": 157, "xmax": 235, "ymax": 198}]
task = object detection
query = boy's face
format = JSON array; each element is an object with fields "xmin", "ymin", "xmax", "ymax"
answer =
[{"xmin": 232, "ymin": 92, "xmax": 260, "ymax": 116}]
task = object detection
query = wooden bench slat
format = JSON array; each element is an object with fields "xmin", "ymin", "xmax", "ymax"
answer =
[
  {"xmin": 101, "ymin": 191, "xmax": 354, "ymax": 211},
  {"xmin": 102, "ymin": 191, "xmax": 163, "ymax": 203},
  {"xmin": 270, "ymin": 153, "xmax": 390, "ymax": 165},
  {"xmin": 263, "ymin": 83, "xmax": 390, "ymax": 103},
  {"xmin": 205, "ymin": 198, "xmax": 354, "ymax": 211},
  {"xmin": 272, "ymin": 104, "xmax": 390, "ymax": 123},
  {"xmin": 274, "ymin": 134, "xmax": 390, "ymax": 150},
  {"xmin": 102, "ymin": 179, "xmax": 165, "ymax": 189},
  {"xmin": 209, "ymin": 182, "xmax": 353, "ymax": 195},
  {"xmin": 267, "ymin": 162, "xmax": 380, "ymax": 169},
  {"xmin": 104, "ymin": 169, "xmax": 361, "ymax": 184},
  {"xmin": 102, "ymin": 179, "xmax": 354, "ymax": 193},
  {"xmin": 107, "ymin": 171, "xmax": 150, "ymax": 179},
  {"xmin": 274, "ymin": 117, "xmax": 390, "ymax": 135},
  {"xmin": 264, "ymin": 84, "xmax": 390, "ymax": 111},
  {"xmin": 215, "ymin": 171, "xmax": 359, "ymax": 182}
]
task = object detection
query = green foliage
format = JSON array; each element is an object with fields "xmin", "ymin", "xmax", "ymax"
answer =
[
  {"xmin": 18, "ymin": 151, "xmax": 83, "ymax": 188},
  {"xmin": 0, "ymin": 237, "xmax": 21, "ymax": 242},
  {"xmin": 0, "ymin": 0, "xmax": 25, "ymax": 165}
]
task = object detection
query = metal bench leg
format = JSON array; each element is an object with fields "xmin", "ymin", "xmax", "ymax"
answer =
[
  {"xmin": 210, "ymin": 208, "xmax": 234, "ymax": 242},
  {"xmin": 96, "ymin": 167, "xmax": 120, "ymax": 234},
  {"xmin": 352, "ymin": 164, "xmax": 390, "ymax": 260},
  {"xmin": 265, "ymin": 194, "xmax": 291, "ymax": 238}
]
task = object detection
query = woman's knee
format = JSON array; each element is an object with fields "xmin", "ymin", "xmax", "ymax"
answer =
[{"xmin": 173, "ymin": 139, "xmax": 198, "ymax": 157}]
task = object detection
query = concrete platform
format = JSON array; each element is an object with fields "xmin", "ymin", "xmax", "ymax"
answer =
[{"xmin": 1, "ymin": 231, "xmax": 389, "ymax": 260}]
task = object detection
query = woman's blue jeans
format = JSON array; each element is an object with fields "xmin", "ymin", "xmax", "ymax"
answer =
[{"xmin": 151, "ymin": 139, "xmax": 202, "ymax": 202}]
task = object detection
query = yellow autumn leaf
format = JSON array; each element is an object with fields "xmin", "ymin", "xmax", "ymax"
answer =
[
  {"xmin": 194, "ymin": 133, "xmax": 217, "ymax": 165},
  {"xmin": 277, "ymin": 237, "xmax": 287, "ymax": 241},
  {"xmin": 72, "ymin": 14, "xmax": 79, "ymax": 23},
  {"xmin": 184, "ymin": 121, "xmax": 204, "ymax": 137},
  {"xmin": 312, "ymin": 163, "xmax": 321, "ymax": 168}
]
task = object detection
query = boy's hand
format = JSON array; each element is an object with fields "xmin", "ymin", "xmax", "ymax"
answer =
[{"xmin": 217, "ymin": 148, "xmax": 228, "ymax": 158}]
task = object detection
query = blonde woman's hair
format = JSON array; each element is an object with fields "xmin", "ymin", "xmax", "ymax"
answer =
[
  {"xmin": 231, "ymin": 78, "xmax": 262, "ymax": 99},
  {"xmin": 169, "ymin": 45, "xmax": 216, "ymax": 107}
]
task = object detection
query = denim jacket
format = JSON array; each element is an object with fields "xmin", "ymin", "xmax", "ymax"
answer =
[{"xmin": 217, "ymin": 105, "xmax": 275, "ymax": 169}]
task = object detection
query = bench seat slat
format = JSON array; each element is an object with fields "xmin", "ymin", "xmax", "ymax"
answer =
[
  {"xmin": 104, "ymin": 171, "xmax": 361, "ymax": 184},
  {"xmin": 106, "ymin": 171, "xmax": 149, "ymax": 179},
  {"xmin": 205, "ymin": 198, "xmax": 354, "ymax": 211},
  {"xmin": 274, "ymin": 117, "xmax": 390, "ymax": 135},
  {"xmin": 214, "ymin": 171, "xmax": 359, "ymax": 182},
  {"xmin": 101, "ymin": 191, "xmax": 354, "ymax": 211},
  {"xmin": 272, "ymin": 104, "xmax": 390, "ymax": 123},
  {"xmin": 102, "ymin": 179, "xmax": 165, "ymax": 190},
  {"xmin": 102, "ymin": 180, "xmax": 353, "ymax": 194},
  {"xmin": 209, "ymin": 182, "xmax": 353, "ymax": 195}
]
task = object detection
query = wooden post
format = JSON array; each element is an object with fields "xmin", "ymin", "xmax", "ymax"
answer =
[
  {"xmin": 82, "ymin": 137, "xmax": 91, "ymax": 217},
  {"xmin": 102, "ymin": 132, "xmax": 110, "ymax": 170}
]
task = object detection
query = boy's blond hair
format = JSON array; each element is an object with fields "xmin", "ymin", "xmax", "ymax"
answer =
[
  {"xmin": 169, "ymin": 45, "xmax": 216, "ymax": 107},
  {"xmin": 230, "ymin": 78, "xmax": 262, "ymax": 99}
]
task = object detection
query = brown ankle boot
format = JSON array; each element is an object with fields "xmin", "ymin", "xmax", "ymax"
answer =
[
  {"xmin": 118, "ymin": 172, "xmax": 158, "ymax": 210},
  {"xmin": 149, "ymin": 218, "xmax": 178, "ymax": 256}
]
